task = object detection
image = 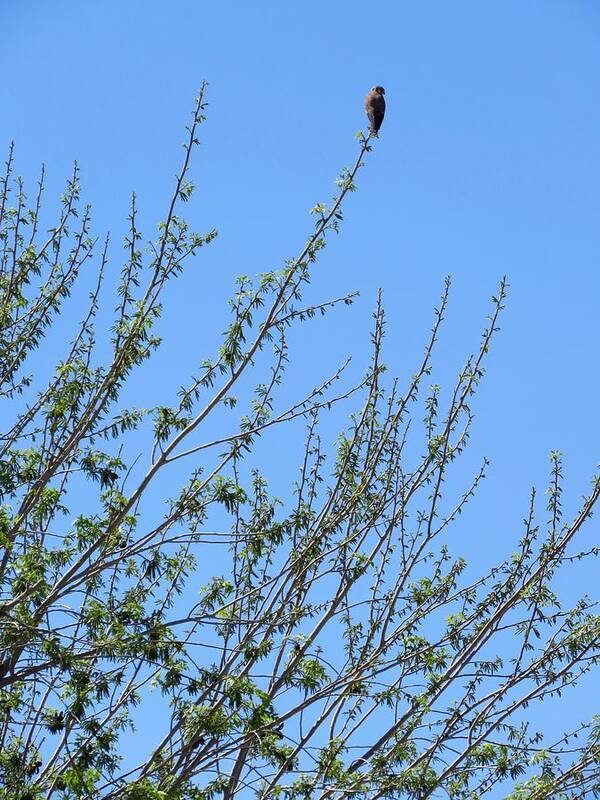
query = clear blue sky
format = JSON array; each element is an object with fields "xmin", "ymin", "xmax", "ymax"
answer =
[{"xmin": 3, "ymin": 0, "xmax": 600, "ymax": 775}]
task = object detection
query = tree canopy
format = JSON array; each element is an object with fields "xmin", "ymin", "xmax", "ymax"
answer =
[{"xmin": 1, "ymin": 85, "xmax": 599, "ymax": 800}]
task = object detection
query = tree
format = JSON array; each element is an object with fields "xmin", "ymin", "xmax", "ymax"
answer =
[{"xmin": 1, "ymin": 83, "xmax": 599, "ymax": 800}]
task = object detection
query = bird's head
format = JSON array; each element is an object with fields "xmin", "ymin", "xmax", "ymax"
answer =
[{"xmin": 372, "ymin": 86, "xmax": 385, "ymax": 95}]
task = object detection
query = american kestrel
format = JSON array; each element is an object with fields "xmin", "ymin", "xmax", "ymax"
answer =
[{"xmin": 364, "ymin": 86, "xmax": 386, "ymax": 135}]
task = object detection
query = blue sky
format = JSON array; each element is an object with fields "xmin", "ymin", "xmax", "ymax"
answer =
[
  {"xmin": 4, "ymin": 0, "xmax": 598, "ymax": 549},
  {"xmin": 3, "ymin": 0, "xmax": 600, "ymax": 782}
]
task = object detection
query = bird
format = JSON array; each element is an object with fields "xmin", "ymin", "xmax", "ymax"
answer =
[{"xmin": 364, "ymin": 86, "xmax": 386, "ymax": 135}]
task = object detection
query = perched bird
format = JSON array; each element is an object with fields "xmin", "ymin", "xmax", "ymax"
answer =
[{"xmin": 364, "ymin": 86, "xmax": 386, "ymax": 135}]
